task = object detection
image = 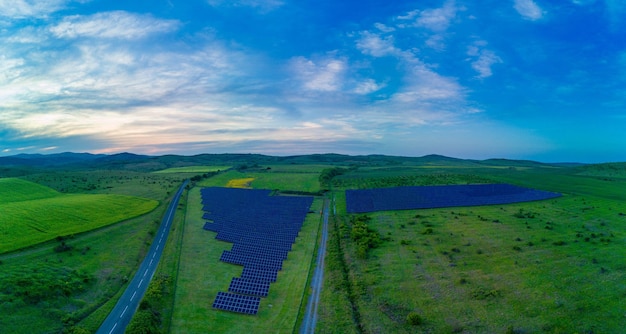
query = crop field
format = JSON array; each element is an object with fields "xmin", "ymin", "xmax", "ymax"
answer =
[
  {"xmin": 0, "ymin": 178, "xmax": 158, "ymax": 254},
  {"xmin": 226, "ymin": 177, "xmax": 256, "ymax": 188},
  {"xmin": 171, "ymin": 166, "xmax": 323, "ymax": 333},
  {"xmin": 153, "ymin": 165, "xmax": 231, "ymax": 173},
  {"xmin": 319, "ymin": 165, "xmax": 626, "ymax": 333}
]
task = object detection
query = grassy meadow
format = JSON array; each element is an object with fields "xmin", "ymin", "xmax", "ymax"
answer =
[
  {"xmin": 319, "ymin": 164, "xmax": 626, "ymax": 333},
  {"xmin": 171, "ymin": 169, "xmax": 322, "ymax": 333}
]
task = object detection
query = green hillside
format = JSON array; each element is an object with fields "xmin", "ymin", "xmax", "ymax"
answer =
[
  {"xmin": 0, "ymin": 178, "xmax": 158, "ymax": 253},
  {"xmin": 0, "ymin": 177, "xmax": 61, "ymax": 204}
]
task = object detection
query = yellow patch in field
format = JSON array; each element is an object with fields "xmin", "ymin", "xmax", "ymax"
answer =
[{"xmin": 226, "ymin": 178, "xmax": 255, "ymax": 188}]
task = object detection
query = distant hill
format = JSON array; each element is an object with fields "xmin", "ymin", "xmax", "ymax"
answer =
[
  {"xmin": 0, "ymin": 152, "xmax": 603, "ymax": 173},
  {"xmin": 0, "ymin": 152, "xmax": 105, "ymax": 167}
]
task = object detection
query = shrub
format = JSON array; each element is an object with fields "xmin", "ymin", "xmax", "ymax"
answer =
[{"xmin": 407, "ymin": 311, "xmax": 423, "ymax": 326}]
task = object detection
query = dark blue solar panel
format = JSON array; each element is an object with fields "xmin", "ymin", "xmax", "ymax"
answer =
[
  {"xmin": 346, "ymin": 184, "xmax": 561, "ymax": 213},
  {"xmin": 212, "ymin": 292, "xmax": 261, "ymax": 315},
  {"xmin": 228, "ymin": 277, "xmax": 271, "ymax": 297}
]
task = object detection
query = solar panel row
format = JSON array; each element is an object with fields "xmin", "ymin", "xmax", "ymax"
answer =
[
  {"xmin": 220, "ymin": 250, "xmax": 284, "ymax": 271},
  {"xmin": 241, "ymin": 267, "xmax": 278, "ymax": 283},
  {"xmin": 200, "ymin": 187, "xmax": 313, "ymax": 315},
  {"xmin": 228, "ymin": 277, "xmax": 271, "ymax": 297},
  {"xmin": 346, "ymin": 184, "xmax": 562, "ymax": 213},
  {"xmin": 212, "ymin": 292, "xmax": 261, "ymax": 315}
]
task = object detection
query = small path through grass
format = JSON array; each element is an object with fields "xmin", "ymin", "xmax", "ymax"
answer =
[{"xmin": 300, "ymin": 198, "xmax": 330, "ymax": 334}]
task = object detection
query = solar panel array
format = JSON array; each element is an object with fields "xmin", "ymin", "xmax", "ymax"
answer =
[
  {"xmin": 201, "ymin": 187, "xmax": 313, "ymax": 315},
  {"xmin": 346, "ymin": 183, "xmax": 562, "ymax": 213}
]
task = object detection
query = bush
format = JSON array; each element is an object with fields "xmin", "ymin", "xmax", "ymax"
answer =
[
  {"xmin": 349, "ymin": 215, "xmax": 382, "ymax": 259},
  {"xmin": 407, "ymin": 311, "xmax": 423, "ymax": 326}
]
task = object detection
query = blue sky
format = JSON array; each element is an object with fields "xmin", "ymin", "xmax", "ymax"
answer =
[{"xmin": 0, "ymin": 0, "xmax": 624, "ymax": 162}]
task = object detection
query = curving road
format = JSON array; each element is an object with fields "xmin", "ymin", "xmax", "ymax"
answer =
[
  {"xmin": 96, "ymin": 180, "xmax": 189, "ymax": 334},
  {"xmin": 300, "ymin": 198, "xmax": 330, "ymax": 334}
]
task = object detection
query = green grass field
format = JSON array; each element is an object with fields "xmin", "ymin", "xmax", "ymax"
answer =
[
  {"xmin": 171, "ymin": 176, "xmax": 322, "ymax": 332},
  {"xmin": 0, "ymin": 178, "xmax": 158, "ymax": 254},
  {"xmin": 319, "ymin": 165, "xmax": 626, "ymax": 333},
  {"xmin": 197, "ymin": 168, "xmax": 324, "ymax": 193}
]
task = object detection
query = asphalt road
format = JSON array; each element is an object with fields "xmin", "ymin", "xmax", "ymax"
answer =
[
  {"xmin": 96, "ymin": 180, "xmax": 189, "ymax": 334},
  {"xmin": 300, "ymin": 198, "xmax": 330, "ymax": 334}
]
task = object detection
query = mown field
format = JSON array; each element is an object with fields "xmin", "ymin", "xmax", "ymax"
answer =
[
  {"xmin": 0, "ymin": 172, "xmax": 181, "ymax": 333},
  {"xmin": 318, "ymin": 164, "xmax": 626, "ymax": 333},
  {"xmin": 171, "ymin": 169, "xmax": 323, "ymax": 333}
]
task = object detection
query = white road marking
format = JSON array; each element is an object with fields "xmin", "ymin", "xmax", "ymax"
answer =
[
  {"xmin": 152, "ymin": 253, "xmax": 156, "ymax": 259},
  {"xmin": 108, "ymin": 322, "xmax": 118, "ymax": 334},
  {"xmin": 139, "ymin": 278, "xmax": 144, "ymax": 287},
  {"xmin": 149, "ymin": 259, "xmax": 154, "ymax": 266},
  {"xmin": 156, "ymin": 244, "xmax": 159, "ymax": 251},
  {"xmin": 131, "ymin": 291, "xmax": 137, "ymax": 301},
  {"xmin": 144, "ymin": 269, "xmax": 148, "ymax": 277},
  {"xmin": 120, "ymin": 305, "xmax": 129, "ymax": 318}
]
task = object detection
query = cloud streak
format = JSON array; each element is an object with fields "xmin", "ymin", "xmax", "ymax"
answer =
[{"xmin": 50, "ymin": 11, "xmax": 180, "ymax": 39}]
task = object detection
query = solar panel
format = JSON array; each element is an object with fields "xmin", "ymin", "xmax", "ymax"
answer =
[{"xmin": 212, "ymin": 291, "xmax": 261, "ymax": 315}]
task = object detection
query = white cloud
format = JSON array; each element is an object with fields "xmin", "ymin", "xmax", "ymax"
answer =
[
  {"xmin": 50, "ymin": 11, "xmax": 179, "ymax": 39},
  {"xmin": 467, "ymin": 41, "xmax": 502, "ymax": 78},
  {"xmin": 353, "ymin": 79, "xmax": 384, "ymax": 95},
  {"xmin": 394, "ymin": 1, "xmax": 458, "ymax": 50},
  {"xmin": 374, "ymin": 22, "xmax": 395, "ymax": 33},
  {"xmin": 396, "ymin": 10, "xmax": 419, "ymax": 21},
  {"xmin": 514, "ymin": 0, "xmax": 544, "ymax": 20},
  {"xmin": 0, "ymin": 0, "xmax": 69, "ymax": 18},
  {"xmin": 471, "ymin": 50, "xmax": 502, "ymax": 78},
  {"xmin": 356, "ymin": 31, "xmax": 400, "ymax": 57},
  {"xmin": 394, "ymin": 62, "xmax": 464, "ymax": 102},
  {"xmin": 414, "ymin": 0, "xmax": 458, "ymax": 32},
  {"xmin": 290, "ymin": 56, "xmax": 347, "ymax": 92}
]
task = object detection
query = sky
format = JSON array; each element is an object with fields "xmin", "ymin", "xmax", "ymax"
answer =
[{"xmin": 0, "ymin": 0, "xmax": 625, "ymax": 162}]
